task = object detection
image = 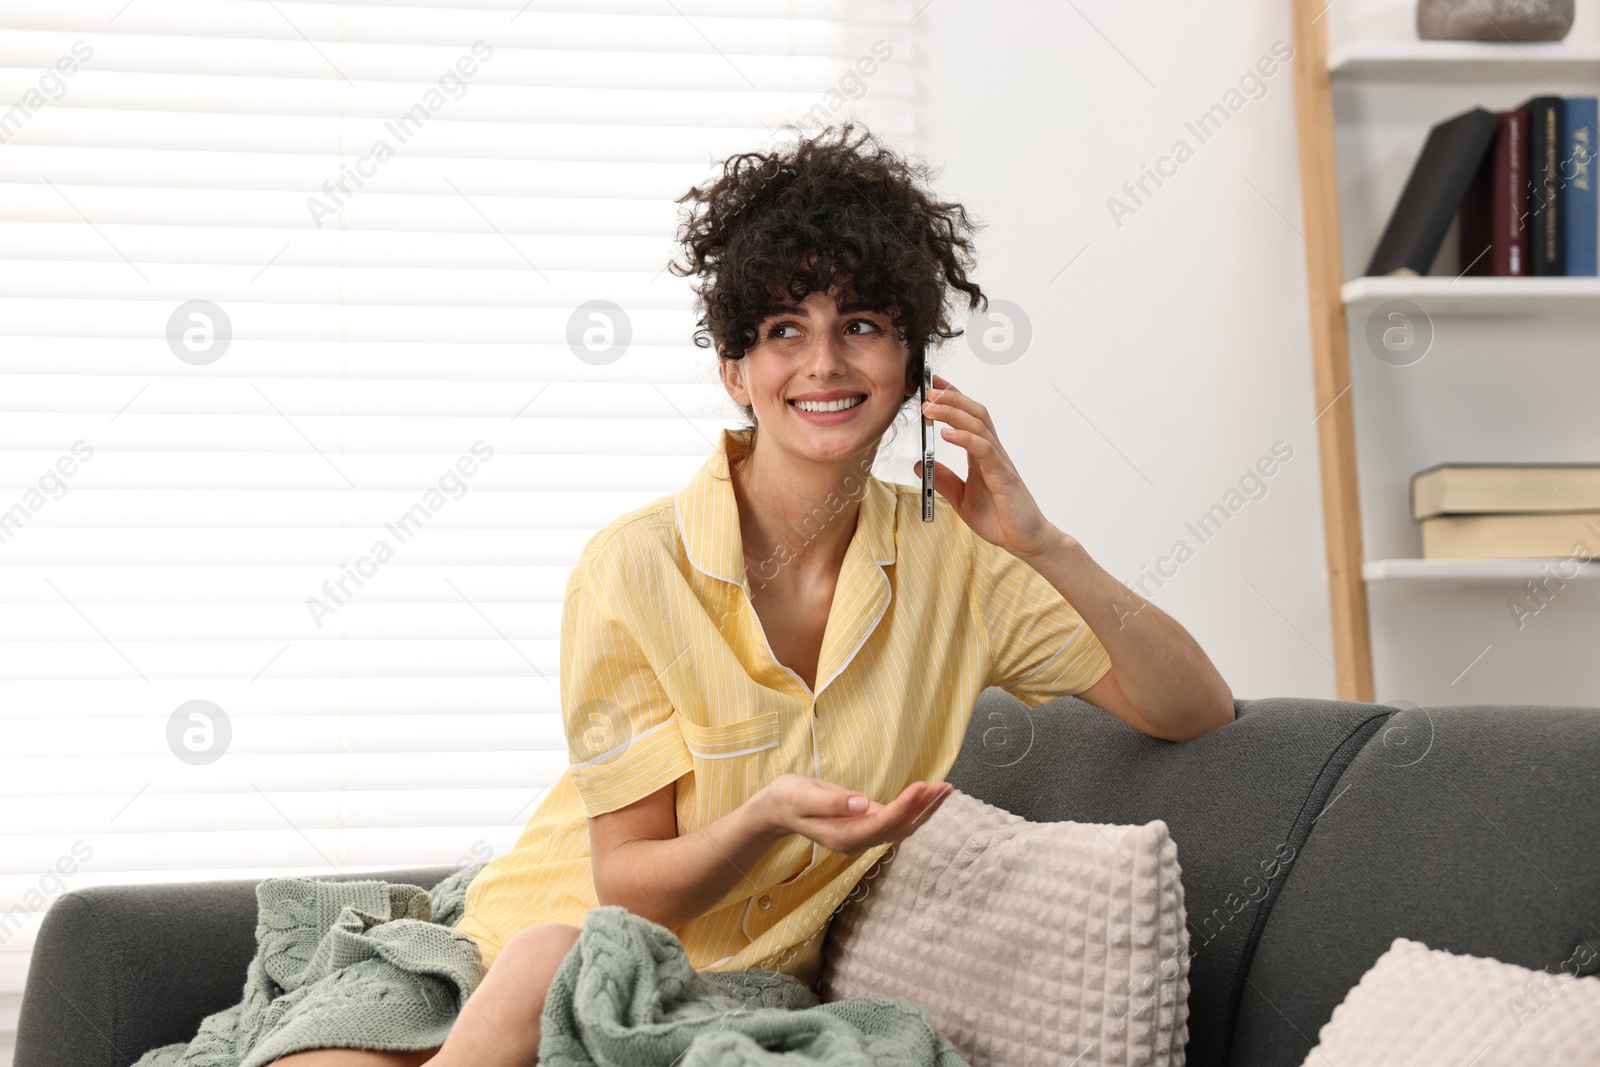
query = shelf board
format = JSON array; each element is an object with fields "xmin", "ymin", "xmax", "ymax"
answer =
[
  {"xmin": 1365, "ymin": 558, "xmax": 1600, "ymax": 580},
  {"xmin": 1341, "ymin": 275, "xmax": 1600, "ymax": 315},
  {"xmin": 1328, "ymin": 40, "xmax": 1600, "ymax": 81}
]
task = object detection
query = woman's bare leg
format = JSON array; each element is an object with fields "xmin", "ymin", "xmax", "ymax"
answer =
[
  {"xmin": 263, "ymin": 923, "xmax": 581, "ymax": 1067},
  {"xmin": 423, "ymin": 922, "xmax": 583, "ymax": 1067},
  {"xmin": 267, "ymin": 1048, "xmax": 436, "ymax": 1067}
]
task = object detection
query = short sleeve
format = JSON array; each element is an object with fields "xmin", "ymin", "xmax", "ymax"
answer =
[
  {"xmin": 561, "ymin": 564, "xmax": 694, "ymax": 817},
  {"xmin": 970, "ymin": 536, "xmax": 1112, "ymax": 709}
]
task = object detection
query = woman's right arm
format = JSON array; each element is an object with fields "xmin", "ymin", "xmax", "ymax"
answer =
[
  {"xmin": 588, "ymin": 781, "xmax": 786, "ymax": 933},
  {"xmin": 588, "ymin": 774, "xmax": 952, "ymax": 933}
]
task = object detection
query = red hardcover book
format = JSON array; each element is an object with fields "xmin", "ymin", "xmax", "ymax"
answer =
[
  {"xmin": 1494, "ymin": 109, "xmax": 1529, "ymax": 276},
  {"xmin": 1460, "ymin": 109, "xmax": 1530, "ymax": 276}
]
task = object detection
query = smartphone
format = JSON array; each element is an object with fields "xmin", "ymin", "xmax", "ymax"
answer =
[{"xmin": 920, "ymin": 362, "xmax": 935, "ymax": 522}]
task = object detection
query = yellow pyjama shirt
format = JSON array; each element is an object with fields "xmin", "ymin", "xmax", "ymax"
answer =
[{"xmin": 455, "ymin": 427, "xmax": 1112, "ymax": 989}]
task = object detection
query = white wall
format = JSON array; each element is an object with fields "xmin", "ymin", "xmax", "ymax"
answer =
[
  {"xmin": 897, "ymin": 0, "xmax": 1600, "ymax": 709},
  {"xmin": 902, "ymin": 1, "xmax": 1340, "ymax": 702}
]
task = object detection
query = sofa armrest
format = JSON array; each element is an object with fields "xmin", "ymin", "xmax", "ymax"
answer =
[{"xmin": 14, "ymin": 865, "xmax": 460, "ymax": 1067}]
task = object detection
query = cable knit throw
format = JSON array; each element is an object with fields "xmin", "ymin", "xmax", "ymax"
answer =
[
  {"xmin": 132, "ymin": 863, "xmax": 490, "ymax": 1067},
  {"xmin": 131, "ymin": 862, "xmax": 970, "ymax": 1067},
  {"xmin": 540, "ymin": 905, "xmax": 969, "ymax": 1067}
]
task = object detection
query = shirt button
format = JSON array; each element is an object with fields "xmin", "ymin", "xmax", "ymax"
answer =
[{"xmin": 758, "ymin": 895, "xmax": 772, "ymax": 910}]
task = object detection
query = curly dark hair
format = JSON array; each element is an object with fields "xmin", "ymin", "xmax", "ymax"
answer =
[{"xmin": 668, "ymin": 122, "xmax": 986, "ymax": 444}]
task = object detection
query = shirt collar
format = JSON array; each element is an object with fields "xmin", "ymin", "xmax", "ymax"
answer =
[{"xmin": 674, "ymin": 428, "xmax": 898, "ymax": 589}]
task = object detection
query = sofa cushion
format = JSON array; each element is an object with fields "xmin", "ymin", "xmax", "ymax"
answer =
[
  {"xmin": 1305, "ymin": 937, "xmax": 1600, "ymax": 1065},
  {"xmin": 1231, "ymin": 704, "xmax": 1600, "ymax": 1067},
  {"xmin": 944, "ymin": 687, "xmax": 1391, "ymax": 1067},
  {"xmin": 819, "ymin": 788, "xmax": 1189, "ymax": 1067}
]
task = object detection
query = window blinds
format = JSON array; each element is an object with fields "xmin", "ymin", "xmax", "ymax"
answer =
[{"xmin": 0, "ymin": 1, "xmax": 914, "ymax": 1059}]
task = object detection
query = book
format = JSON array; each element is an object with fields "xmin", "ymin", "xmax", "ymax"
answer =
[
  {"xmin": 1522, "ymin": 95, "xmax": 1566, "ymax": 276},
  {"xmin": 1421, "ymin": 511, "xmax": 1600, "ymax": 559},
  {"xmin": 1413, "ymin": 463, "xmax": 1600, "ymax": 520},
  {"xmin": 1459, "ymin": 119, "xmax": 1494, "ymax": 274},
  {"xmin": 1562, "ymin": 96, "xmax": 1597, "ymax": 276},
  {"xmin": 1459, "ymin": 109, "xmax": 1529, "ymax": 276},
  {"xmin": 1368, "ymin": 107, "xmax": 1500, "ymax": 277}
]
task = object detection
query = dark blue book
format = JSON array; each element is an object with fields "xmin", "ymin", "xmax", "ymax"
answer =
[{"xmin": 1562, "ymin": 96, "xmax": 1597, "ymax": 276}]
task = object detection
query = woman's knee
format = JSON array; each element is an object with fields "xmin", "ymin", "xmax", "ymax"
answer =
[
  {"xmin": 506, "ymin": 921, "xmax": 582, "ymax": 955},
  {"xmin": 484, "ymin": 922, "xmax": 582, "ymax": 1013}
]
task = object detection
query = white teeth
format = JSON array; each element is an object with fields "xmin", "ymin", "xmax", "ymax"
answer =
[{"xmin": 792, "ymin": 395, "xmax": 865, "ymax": 413}]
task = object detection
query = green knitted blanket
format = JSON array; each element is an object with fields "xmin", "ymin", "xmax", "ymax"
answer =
[
  {"xmin": 132, "ymin": 863, "xmax": 489, "ymax": 1067},
  {"xmin": 131, "ymin": 861, "xmax": 968, "ymax": 1067},
  {"xmin": 540, "ymin": 904, "xmax": 968, "ymax": 1067}
]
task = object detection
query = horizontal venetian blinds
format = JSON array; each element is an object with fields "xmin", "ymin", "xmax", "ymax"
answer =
[{"xmin": 0, "ymin": 0, "xmax": 914, "ymax": 1059}]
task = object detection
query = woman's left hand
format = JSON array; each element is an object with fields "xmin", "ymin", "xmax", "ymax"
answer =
[{"xmin": 914, "ymin": 373, "xmax": 1062, "ymax": 558}]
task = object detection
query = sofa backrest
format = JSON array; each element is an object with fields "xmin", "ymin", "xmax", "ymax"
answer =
[
  {"xmin": 1229, "ymin": 702, "xmax": 1600, "ymax": 1067},
  {"xmin": 945, "ymin": 687, "xmax": 1393, "ymax": 1067}
]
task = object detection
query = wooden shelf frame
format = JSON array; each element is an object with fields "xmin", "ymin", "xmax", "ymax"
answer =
[{"xmin": 1291, "ymin": 2, "xmax": 1374, "ymax": 700}]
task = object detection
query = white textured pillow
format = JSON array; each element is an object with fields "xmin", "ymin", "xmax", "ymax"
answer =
[
  {"xmin": 819, "ymin": 787, "xmax": 1190, "ymax": 1067},
  {"xmin": 1304, "ymin": 937, "xmax": 1600, "ymax": 1066}
]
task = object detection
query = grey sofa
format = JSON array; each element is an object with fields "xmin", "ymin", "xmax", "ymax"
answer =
[{"xmin": 17, "ymin": 688, "xmax": 1600, "ymax": 1067}]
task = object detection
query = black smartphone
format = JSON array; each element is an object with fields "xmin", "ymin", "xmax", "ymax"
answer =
[{"xmin": 921, "ymin": 363, "xmax": 935, "ymax": 522}]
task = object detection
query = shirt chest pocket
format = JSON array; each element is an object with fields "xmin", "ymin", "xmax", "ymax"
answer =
[{"xmin": 678, "ymin": 711, "xmax": 782, "ymax": 816}]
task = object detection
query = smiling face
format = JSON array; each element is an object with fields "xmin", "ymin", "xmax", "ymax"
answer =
[{"xmin": 719, "ymin": 287, "xmax": 916, "ymax": 468}]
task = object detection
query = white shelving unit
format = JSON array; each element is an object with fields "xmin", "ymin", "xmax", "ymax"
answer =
[
  {"xmin": 1298, "ymin": 17, "xmax": 1600, "ymax": 704},
  {"xmin": 1332, "ymin": 43, "xmax": 1600, "ymax": 575},
  {"xmin": 1342, "ymin": 276, "xmax": 1600, "ymax": 315},
  {"xmin": 1328, "ymin": 40, "xmax": 1600, "ymax": 81},
  {"xmin": 1364, "ymin": 558, "xmax": 1600, "ymax": 581}
]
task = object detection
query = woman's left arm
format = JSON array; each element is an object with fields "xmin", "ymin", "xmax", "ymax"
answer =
[
  {"xmin": 1010, "ymin": 529, "xmax": 1234, "ymax": 741},
  {"xmin": 918, "ymin": 374, "xmax": 1234, "ymax": 743}
]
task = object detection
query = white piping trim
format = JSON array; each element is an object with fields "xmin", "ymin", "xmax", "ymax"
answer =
[
  {"xmin": 567, "ymin": 717, "xmax": 673, "ymax": 769},
  {"xmin": 740, "ymin": 892, "xmax": 760, "ymax": 939},
  {"xmin": 812, "ymin": 563, "xmax": 891, "ymax": 698},
  {"xmin": 672, "ymin": 486, "xmax": 742, "ymax": 586},
  {"xmin": 686, "ymin": 739, "xmax": 780, "ymax": 760}
]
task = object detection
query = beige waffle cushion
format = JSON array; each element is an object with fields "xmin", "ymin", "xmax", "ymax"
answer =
[
  {"xmin": 1302, "ymin": 936, "xmax": 1600, "ymax": 1066},
  {"xmin": 819, "ymin": 787, "xmax": 1191, "ymax": 1067}
]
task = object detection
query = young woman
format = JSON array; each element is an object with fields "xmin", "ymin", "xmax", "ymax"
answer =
[{"xmin": 279, "ymin": 124, "xmax": 1232, "ymax": 1067}]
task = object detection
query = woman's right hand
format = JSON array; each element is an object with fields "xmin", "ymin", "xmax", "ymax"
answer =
[{"xmin": 752, "ymin": 774, "xmax": 954, "ymax": 855}]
